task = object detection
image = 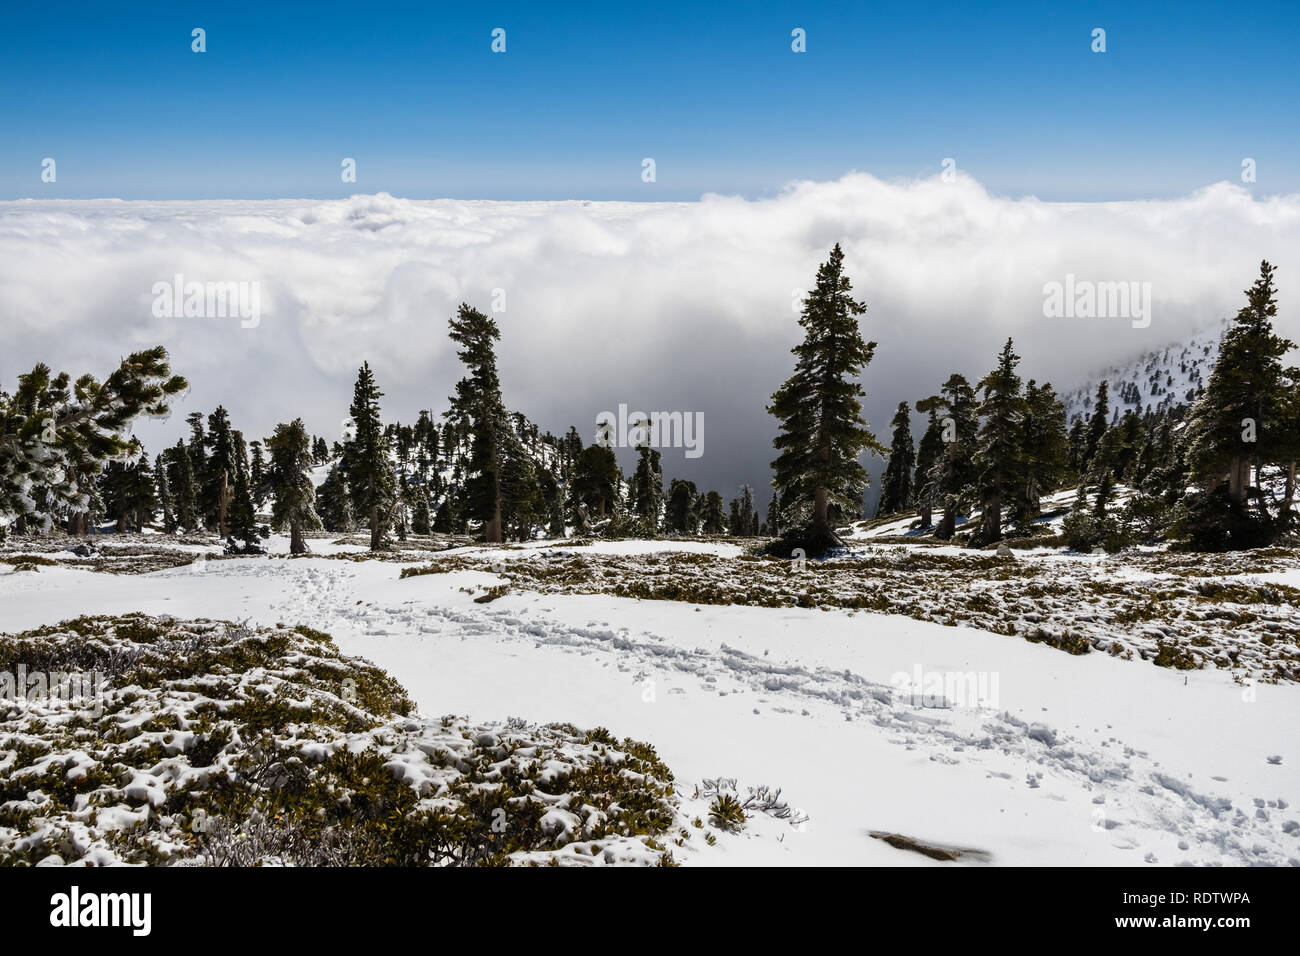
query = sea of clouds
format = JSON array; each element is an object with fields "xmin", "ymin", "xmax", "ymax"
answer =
[{"xmin": 2, "ymin": 172, "xmax": 1297, "ymax": 504}]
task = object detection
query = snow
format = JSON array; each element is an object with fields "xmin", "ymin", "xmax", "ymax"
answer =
[{"xmin": 3, "ymin": 538, "xmax": 1297, "ymax": 867}]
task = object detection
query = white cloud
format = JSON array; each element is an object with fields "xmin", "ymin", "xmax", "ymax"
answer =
[{"xmin": 1, "ymin": 174, "xmax": 1297, "ymax": 500}]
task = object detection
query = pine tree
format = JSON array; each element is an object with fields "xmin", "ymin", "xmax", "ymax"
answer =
[
  {"xmin": 226, "ymin": 467, "xmax": 261, "ymax": 553},
  {"xmin": 929, "ymin": 374, "xmax": 979, "ymax": 538},
  {"xmin": 1015, "ymin": 380, "xmax": 1070, "ymax": 531},
  {"xmin": 0, "ymin": 347, "xmax": 186, "ymax": 536},
  {"xmin": 700, "ymin": 490, "xmax": 726, "ymax": 534},
  {"xmin": 734, "ymin": 484, "xmax": 758, "ymax": 536},
  {"xmin": 543, "ymin": 468, "xmax": 566, "ymax": 538},
  {"xmin": 1083, "ymin": 381, "xmax": 1111, "ymax": 475},
  {"xmin": 630, "ymin": 445, "xmax": 664, "ymax": 531},
  {"xmin": 99, "ymin": 460, "xmax": 130, "ymax": 533},
  {"xmin": 878, "ymin": 402, "xmax": 916, "ymax": 516},
  {"xmin": 186, "ymin": 412, "xmax": 207, "ymax": 495},
  {"xmin": 126, "ymin": 451, "xmax": 157, "ymax": 533},
  {"xmin": 342, "ymin": 362, "xmax": 396, "ymax": 550},
  {"xmin": 972, "ymin": 339, "xmax": 1028, "ymax": 545},
  {"xmin": 446, "ymin": 305, "xmax": 514, "ymax": 543},
  {"xmin": 571, "ymin": 444, "xmax": 620, "ymax": 521},
  {"xmin": 266, "ymin": 418, "xmax": 321, "ymax": 554},
  {"xmin": 768, "ymin": 244, "xmax": 885, "ymax": 553},
  {"xmin": 168, "ymin": 440, "xmax": 199, "ymax": 533},
  {"xmin": 249, "ymin": 440, "xmax": 267, "ymax": 508},
  {"xmin": 232, "ymin": 429, "xmax": 249, "ymax": 482},
  {"xmin": 912, "ymin": 405, "xmax": 944, "ymax": 528},
  {"xmin": 500, "ymin": 442, "xmax": 544, "ymax": 541},
  {"xmin": 765, "ymin": 488, "xmax": 780, "ymax": 537},
  {"xmin": 1277, "ymin": 368, "xmax": 1300, "ymax": 529},
  {"xmin": 1183, "ymin": 261, "xmax": 1296, "ymax": 545},
  {"xmin": 316, "ymin": 464, "xmax": 355, "ymax": 532},
  {"xmin": 666, "ymin": 479, "xmax": 698, "ymax": 534},
  {"xmin": 412, "ymin": 495, "xmax": 432, "ymax": 536},
  {"xmin": 155, "ymin": 453, "xmax": 176, "ymax": 533},
  {"xmin": 1066, "ymin": 416, "xmax": 1087, "ymax": 477},
  {"xmin": 202, "ymin": 406, "xmax": 237, "ymax": 535}
]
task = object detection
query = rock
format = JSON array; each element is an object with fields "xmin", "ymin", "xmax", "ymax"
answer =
[
  {"xmin": 868, "ymin": 831, "xmax": 991, "ymax": 863},
  {"xmin": 1027, "ymin": 723, "xmax": 1058, "ymax": 747},
  {"xmin": 996, "ymin": 543, "xmax": 1014, "ymax": 559}
]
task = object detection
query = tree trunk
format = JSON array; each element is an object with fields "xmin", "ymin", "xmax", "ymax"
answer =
[
  {"xmin": 290, "ymin": 518, "xmax": 307, "ymax": 555},
  {"xmin": 919, "ymin": 501, "xmax": 932, "ymax": 528},
  {"xmin": 982, "ymin": 492, "xmax": 1002, "ymax": 544},
  {"xmin": 369, "ymin": 505, "xmax": 381, "ymax": 551},
  {"xmin": 813, "ymin": 487, "xmax": 830, "ymax": 534},
  {"xmin": 1282, "ymin": 460, "xmax": 1296, "ymax": 524},
  {"xmin": 218, "ymin": 472, "xmax": 230, "ymax": 537},
  {"xmin": 1227, "ymin": 456, "xmax": 1248, "ymax": 506},
  {"xmin": 937, "ymin": 504, "xmax": 956, "ymax": 539}
]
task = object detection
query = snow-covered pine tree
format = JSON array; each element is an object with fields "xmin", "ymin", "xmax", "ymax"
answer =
[
  {"xmin": 266, "ymin": 418, "xmax": 321, "ymax": 555},
  {"xmin": 342, "ymin": 362, "xmax": 396, "ymax": 551},
  {"xmin": 1180, "ymin": 261, "xmax": 1297, "ymax": 548},
  {"xmin": 768, "ymin": 244, "xmax": 885, "ymax": 554},
  {"xmin": 878, "ymin": 402, "xmax": 916, "ymax": 516},
  {"xmin": 447, "ymin": 304, "xmax": 513, "ymax": 543},
  {"xmin": 0, "ymin": 347, "xmax": 186, "ymax": 538}
]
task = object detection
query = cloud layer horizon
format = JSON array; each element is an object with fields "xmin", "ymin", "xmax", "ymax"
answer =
[{"xmin": 3, "ymin": 172, "xmax": 1297, "ymax": 504}]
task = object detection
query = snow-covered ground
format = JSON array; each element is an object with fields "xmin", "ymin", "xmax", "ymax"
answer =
[{"xmin": 3, "ymin": 536, "xmax": 1297, "ymax": 866}]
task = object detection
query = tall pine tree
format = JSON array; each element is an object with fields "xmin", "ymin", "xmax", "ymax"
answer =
[
  {"xmin": 447, "ymin": 305, "xmax": 512, "ymax": 543},
  {"xmin": 267, "ymin": 418, "xmax": 322, "ymax": 554},
  {"xmin": 342, "ymin": 362, "xmax": 395, "ymax": 551},
  {"xmin": 878, "ymin": 402, "xmax": 916, "ymax": 516},
  {"xmin": 768, "ymin": 244, "xmax": 884, "ymax": 553},
  {"xmin": 911, "ymin": 404, "xmax": 944, "ymax": 528},
  {"xmin": 972, "ymin": 339, "xmax": 1028, "ymax": 545}
]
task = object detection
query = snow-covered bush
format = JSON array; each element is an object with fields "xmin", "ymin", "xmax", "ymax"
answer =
[{"xmin": 0, "ymin": 615, "xmax": 681, "ymax": 866}]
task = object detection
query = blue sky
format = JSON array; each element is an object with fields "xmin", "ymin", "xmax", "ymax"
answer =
[{"xmin": 2, "ymin": 0, "xmax": 1297, "ymax": 201}]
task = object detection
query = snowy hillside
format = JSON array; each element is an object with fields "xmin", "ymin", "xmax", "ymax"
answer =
[
  {"xmin": 1061, "ymin": 321, "xmax": 1226, "ymax": 424},
  {"xmin": 3, "ymin": 534, "xmax": 1298, "ymax": 867}
]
